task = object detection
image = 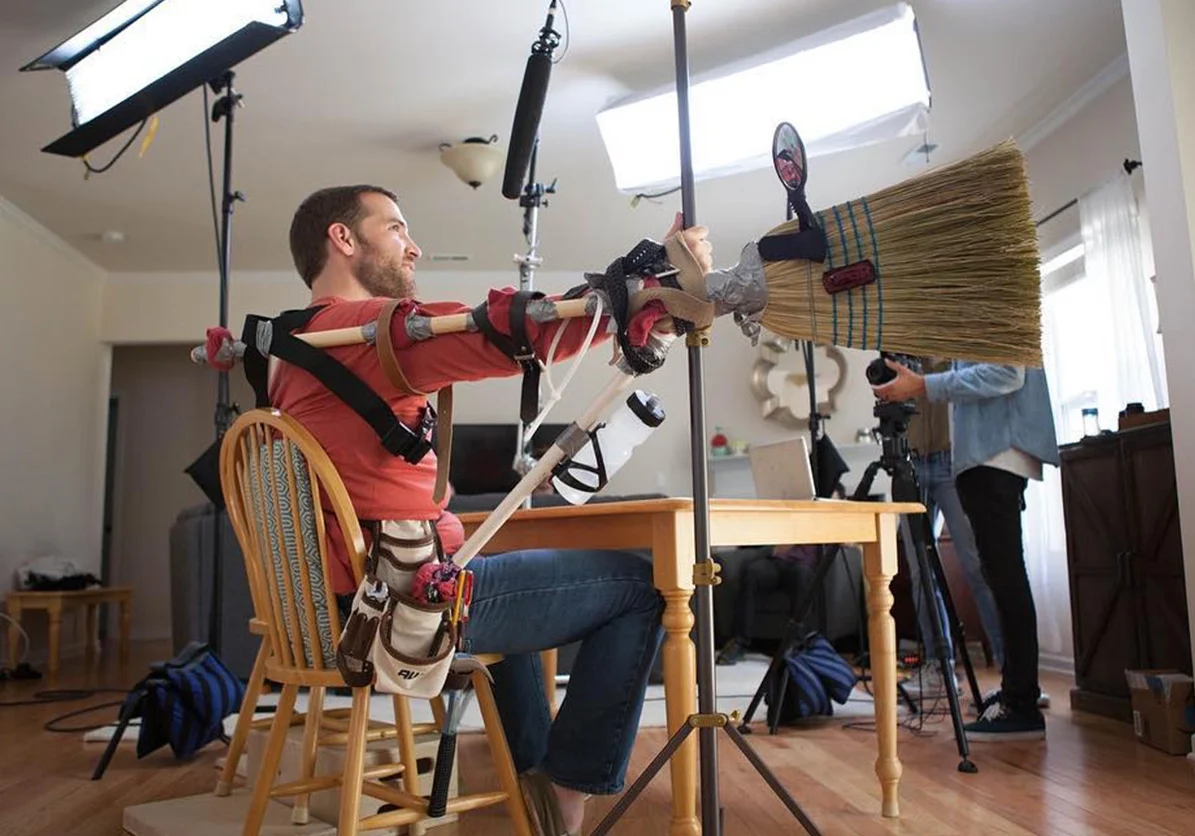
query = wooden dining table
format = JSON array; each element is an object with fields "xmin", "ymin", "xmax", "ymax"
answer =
[{"xmin": 458, "ymin": 496, "xmax": 919, "ymax": 836}]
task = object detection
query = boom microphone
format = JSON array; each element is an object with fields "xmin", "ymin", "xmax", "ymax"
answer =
[{"xmin": 501, "ymin": 1, "xmax": 561, "ymax": 200}]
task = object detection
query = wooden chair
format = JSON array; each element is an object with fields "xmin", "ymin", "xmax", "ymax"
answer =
[{"xmin": 218, "ymin": 408, "xmax": 532, "ymax": 836}]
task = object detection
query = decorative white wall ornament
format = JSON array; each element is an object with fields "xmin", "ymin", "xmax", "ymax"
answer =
[{"xmin": 749, "ymin": 332, "xmax": 847, "ymax": 428}]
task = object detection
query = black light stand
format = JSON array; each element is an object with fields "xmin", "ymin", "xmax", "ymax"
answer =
[
  {"xmin": 591, "ymin": 4, "xmax": 822, "ymax": 835},
  {"xmin": 206, "ymin": 71, "xmax": 245, "ymax": 656}
]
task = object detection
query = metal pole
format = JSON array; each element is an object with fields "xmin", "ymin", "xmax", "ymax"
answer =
[
  {"xmin": 515, "ymin": 138, "xmax": 545, "ymax": 508},
  {"xmin": 671, "ymin": 2, "xmax": 721, "ymax": 832},
  {"xmin": 208, "ymin": 70, "xmax": 243, "ymax": 655}
]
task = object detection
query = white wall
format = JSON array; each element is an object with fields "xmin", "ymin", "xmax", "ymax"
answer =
[
  {"xmin": 1123, "ymin": 0, "xmax": 1195, "ymax": 665},
  {"xmin": 0, "ymin": 196, "xmax": 108, "ymax": 662},
  {"xmin": 1026, "ymin": 73, "xmax": 1144, "ymax": 251}
]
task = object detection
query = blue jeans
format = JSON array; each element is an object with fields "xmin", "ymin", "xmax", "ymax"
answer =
[
  {"xmin": 902, "ymin": 451, "xmax": 1005, "ymax": 668},
  {"xmin": 462, "ymin": 549, "xmax": 663, "ymax": 795}
]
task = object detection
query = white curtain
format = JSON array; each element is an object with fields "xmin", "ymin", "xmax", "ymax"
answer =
[
  {"xmin": 1078, "ymin": 175, "xmax": 1168, "ymax": 414},
  {"xmin": 1021, "ymin": 173, "xmax": 1168, "ymax": 669}
]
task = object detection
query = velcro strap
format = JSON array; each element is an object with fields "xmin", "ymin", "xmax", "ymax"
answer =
[
  {"xmin": 757, "ymin": 227, "xmax": 828, "ymax": 263},
  {"xmin": 472, "ymin": 291, "xmax": 543, "ymax": 424}
]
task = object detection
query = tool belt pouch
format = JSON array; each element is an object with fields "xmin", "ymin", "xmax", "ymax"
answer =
[
  {"xmin": 371, "ymin": 593, "xmax": 456, "ymax": 699},
  {"xmin": 368, "ymin": 519, "xmax": 440, "ymax": 596},
  {"xmin": 335, "ymin": 518, "xmax": 456, "ymax": 698}
]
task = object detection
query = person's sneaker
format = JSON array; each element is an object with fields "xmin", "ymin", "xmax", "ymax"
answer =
[
  {"xmin": 972, "ymin": 687, "xmax": 1050, "ymax": 715},
  {"xmin": 716, "ymin": 639, "xmax": 746, "ymax": 666},
  {"xmin": 964, "ymin": 698, "xmax": 1046, "ymax": 741},
  {"xmin": 901, "ymin": 661, "xmax": 960, "ymax": 698}
]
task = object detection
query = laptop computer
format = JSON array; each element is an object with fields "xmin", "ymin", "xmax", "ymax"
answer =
[{"xmin": 747, "ymin": 436, "xmax": 818, "ymax": 501}]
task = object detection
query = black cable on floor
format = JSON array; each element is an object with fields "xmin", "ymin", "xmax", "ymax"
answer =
[{"xmin": 0, "ymin": 687, "xmax": 133, "ymax": 732}]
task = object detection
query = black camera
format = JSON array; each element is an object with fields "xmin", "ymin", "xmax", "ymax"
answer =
[{"xmin": 865, "ymin": 352, "xmax": 922, "ymax": 387}]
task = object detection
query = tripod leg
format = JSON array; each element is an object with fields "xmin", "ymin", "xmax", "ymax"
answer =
[
  {"xmin": 906, "ymin": 514, "xmax": 977, "ymax": 774},
  {"xmin": 924, "ymin": 534, "xmax": 986, "ymax": 713},
  {"xmin": 722, "ymin": 723, "xmax": 823, "ymax": 835},
  {"xmin": 589, "ymin": 720, "xmax": 697, "ymax": 836}
]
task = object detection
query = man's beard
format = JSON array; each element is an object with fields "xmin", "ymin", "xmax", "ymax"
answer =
[{"xmin": 352, "ymin": 240, "xmax": 417, "ymax": 299}]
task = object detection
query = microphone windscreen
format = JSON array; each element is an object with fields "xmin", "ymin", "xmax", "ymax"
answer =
[{"xmin": 502, "ymin": 52, "xmax": 553, "ymax": 200}]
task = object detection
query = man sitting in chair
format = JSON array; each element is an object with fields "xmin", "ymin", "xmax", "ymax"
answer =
[{"xmin": 266, "ymin": 185, "xmax": 715, "ymax": 836}]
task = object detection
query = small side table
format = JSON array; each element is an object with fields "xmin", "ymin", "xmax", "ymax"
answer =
[{"xmin": 5, "ymin": 586, "xmax": 133, "ymax": 677}]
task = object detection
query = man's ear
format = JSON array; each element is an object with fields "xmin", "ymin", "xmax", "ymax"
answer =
[{"xmin": 328, "ymin": 222, "xmax": 355, "ymax": 257}]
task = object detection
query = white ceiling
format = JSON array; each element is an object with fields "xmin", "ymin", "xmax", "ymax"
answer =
[{"xmin": 0, "ymin": 0, "xmax": 1128, "ymax": 276}]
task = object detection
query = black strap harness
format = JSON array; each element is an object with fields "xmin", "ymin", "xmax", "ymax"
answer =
[
  {"xmin": 241, "ymin": 306, "xmax": 435, "ymax": 464},
  {"xmin": 471, "ymin": 290, "xmax": 544, "ymax": 425},
  {"xmin": 240, "ymin": 239, "xmax": 674, "ymax": 465},
  {"xmin": 572, "ymin": 238, "xmax": 680, "ymax": 376}
]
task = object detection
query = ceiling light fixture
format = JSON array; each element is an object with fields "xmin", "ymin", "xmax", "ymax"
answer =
[
  {"xmin": 595, "ymin": 2, "xmax": 931, "ymax": 193},
  {"xmin": 439, "ymin": 135, "xmax": 505, "ymax": 189},
  {"xmin": 22, "ymin": 0, "xmax": 303, "ymax": 158}
]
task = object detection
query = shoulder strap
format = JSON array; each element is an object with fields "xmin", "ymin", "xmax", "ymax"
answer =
[
  {"xmin": 375, "ymin": 299, "xmax": 453, "ymax": 503},
  {"xmin": 242, "ymin": 307, "xmax": 321, "ymax": 408},
  {"xmin": 242, "ymin": 307, "xmax": 433, "ymax": 463}
]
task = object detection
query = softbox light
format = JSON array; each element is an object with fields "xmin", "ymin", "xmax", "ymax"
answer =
[
  {"xmin": 595, "ymin": 2, "xmax": 931, "ymax": 193},
  {"xmin": 22, "ymin": 0, "xmax": 303, "ymax": 158}
]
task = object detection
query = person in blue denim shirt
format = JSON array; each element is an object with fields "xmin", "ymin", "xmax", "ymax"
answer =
[
  {"xmin": 897, "ymin": 358, "xmax": 1004, "ymax": 700},
  {"xmin": 874, "ymin": 359, "xmax": 1059, "ymax": 741}
]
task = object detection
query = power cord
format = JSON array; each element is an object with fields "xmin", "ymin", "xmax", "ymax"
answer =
[{"xmin": 0, "ymin": 687, "xmax": 132, "ymax": 733}]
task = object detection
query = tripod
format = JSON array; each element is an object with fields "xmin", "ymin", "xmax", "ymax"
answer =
[
  {"xmin": 591, "ymin": 4, "xmax": 822, "ymax": 835},
  {"xmin": 849, "ymin": 397, "xmax": 980, "ymax": 773}
]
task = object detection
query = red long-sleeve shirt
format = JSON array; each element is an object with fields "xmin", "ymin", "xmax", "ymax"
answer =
[{"xmin": 269, "ymin": 291, "xmax": 610, "ymax": 594}]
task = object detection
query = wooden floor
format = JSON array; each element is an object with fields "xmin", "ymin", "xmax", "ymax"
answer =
[{"xmin": 2, "ymin": 641, "xmax": 1193, "ymax": 836}]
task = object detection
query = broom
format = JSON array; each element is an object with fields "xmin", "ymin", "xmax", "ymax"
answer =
[{"xmin": 751, "ymin": 140, "xmax": 1042, "ymax": 366}]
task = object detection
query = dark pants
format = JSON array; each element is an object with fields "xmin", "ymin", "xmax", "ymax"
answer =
[
  {"xmin": 955, "ymin": 466, "xmax": 1040, "ymax": 712},
  {"xmin": 733, "ymin": 554, "xmax": 813, "ymax": 642}
]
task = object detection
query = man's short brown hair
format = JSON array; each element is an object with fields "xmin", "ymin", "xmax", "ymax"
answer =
[{"xmin": 289, "ymin": 185, "xmax": 399, "ymax": 287}]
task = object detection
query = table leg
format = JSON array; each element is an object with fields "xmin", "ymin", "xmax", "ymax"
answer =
[
  {"xmin": 862, "ymin": 513, "xmax": 903, "ymax": 818},
  {"xmin": 86, "ymin": 604, "xmax": 99, "ymax": 663},
  {"xmin": 660, "ymin": 588, "xmax": 698, "ymax": 836},
  {"xmin": 47, "ymin": 603, "xmax": 63, "ymax": 679},
  {"xmin": 6, "ymin": 599, "xmax": 21, "ymax": 667},
  {"xmin": 119, "ymin": 597, "xmax": 132, "ymax": 662}
]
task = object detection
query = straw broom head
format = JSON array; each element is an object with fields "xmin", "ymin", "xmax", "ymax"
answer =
[{"xmin": 758, "ymin": 140, "xmax": 1042, "ymax": 366}]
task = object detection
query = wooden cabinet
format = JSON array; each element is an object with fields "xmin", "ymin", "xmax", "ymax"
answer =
[{"xmin": 1060, "ymin": 421, "xmax": 1191, "ymax": 721}]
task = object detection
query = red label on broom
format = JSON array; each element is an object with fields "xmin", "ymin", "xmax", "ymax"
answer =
[{"xmin": 822, "ymin": 260, "xmax": 876, "ymax": 294}]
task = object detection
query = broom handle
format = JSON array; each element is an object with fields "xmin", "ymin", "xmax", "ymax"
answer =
[
  {"xmin": 451, "ymin": 367, "xmax": 640, "ymax": 569},
  {"xmin": 189, "ymin": 298, "xmax": 592, "ymax": 364}
]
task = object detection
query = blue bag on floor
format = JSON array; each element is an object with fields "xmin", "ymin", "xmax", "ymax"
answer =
[
  {"xmin": 768, "ymin": 632, "xmax": 857, "ymax": 723},
  {"xmin": 92, "ymin": 642, "xmax": 245, "ymax": 779}
]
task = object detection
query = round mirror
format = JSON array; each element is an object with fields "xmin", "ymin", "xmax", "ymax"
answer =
[{"xmin": 772, "ymin": 122, "xmax": 807, "ymax": 193}]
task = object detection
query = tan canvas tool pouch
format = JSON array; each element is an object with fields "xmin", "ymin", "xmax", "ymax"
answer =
[{"xmin": 335, "ymin": 519, "xmax": 459, "ymax": 698}]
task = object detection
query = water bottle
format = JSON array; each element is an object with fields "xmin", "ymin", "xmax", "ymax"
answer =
[
  {"xmin": 552, "ymin": 390, "xmax": 665, "ymax": 505},
  {"xmin": 1081, "ymin": 407, "xmax": 1101, "ymax": 437}
]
